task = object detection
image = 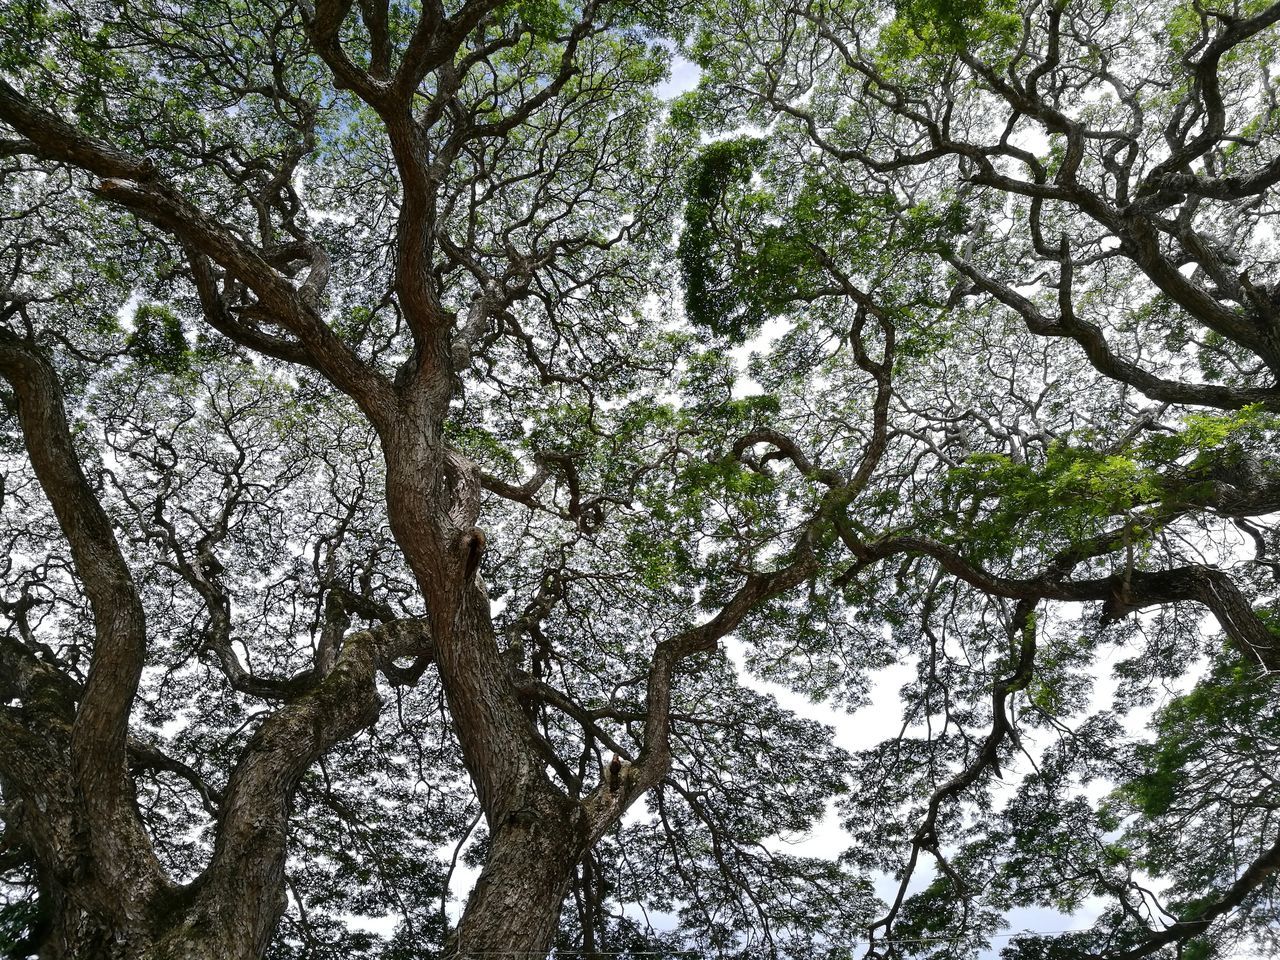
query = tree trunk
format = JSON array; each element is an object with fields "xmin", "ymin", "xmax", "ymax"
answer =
[
  {"xmin": 380, "ymin": 400, "xmax": 592, "ymax": 959},
  {"xmin": 445, "ymin": 795, "xmax": 584, "ymax": 960},
  {"xmin": 36, "ymin": 897, "xmax": 132, "ymax": 960}
]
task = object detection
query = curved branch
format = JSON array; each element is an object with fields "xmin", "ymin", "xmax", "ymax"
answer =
[
  {"xmin": 583, "ymin": 556, "xmax": 819, "ymax": 841},
  {"xmin": 948, "ymin": 252, "xmax": 1280, "ymax": 411},
  {"xmin": 1097, "ymin": 831, "xmax": 1280, "ymax": 960},
  {"xmin": 0, "ymin": 330, "xmax": 167, "ymax": 911},
  {"xmin": 191, "ymin": 617, "xmax": 433, "ymax": 955},
  {"xmin": 0, "ymin": 78, "xmax": 394, "ymax": 421},
  {"xmin": 844, "ymin": 533, "xmax": 1280, "ymax": 671},
  {"xmin": 869, "ymin": 599, "xmax": 1038, "ymax": 950}
]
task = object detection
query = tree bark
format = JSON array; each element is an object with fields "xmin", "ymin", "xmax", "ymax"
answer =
[
  {"xmin": 378, "ymin": 389, "xmax": 592, "ymax": 955},
  {"xmin": 445, "ymin": 794, "xmax": 585, "ymax": 958}
]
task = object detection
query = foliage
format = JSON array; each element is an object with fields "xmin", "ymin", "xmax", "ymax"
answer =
[{"xmin": 1, "ymin": 1, "xmax": 1279, "ymax": 959}]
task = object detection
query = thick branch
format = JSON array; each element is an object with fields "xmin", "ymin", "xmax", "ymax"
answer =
[
  {"xmin": 0, "ymin": 78, "xmax": 394, "ymax": 420},
  {"xmin": 0, "ymin": 331, "xmax": 166, "ymax": 910},
  {"xmin": 845, "ymin": 534, "xmax": 1279, "ymax": 671},
  {"xmin": 191, "ymin": 618, "xmax": 433, "ymax": 955},
  {"xmin": 583, "ymin": 557, "xmax": 819, "ymax": 841},
  {"xmin": 1099, "ymin": 828, "xmax": 1280, "ymax": 959}
]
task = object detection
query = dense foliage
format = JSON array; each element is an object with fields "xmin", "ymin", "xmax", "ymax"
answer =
[{"xmin": 0, "ymin": 1, "xmax": 1278, "ymax": 959}]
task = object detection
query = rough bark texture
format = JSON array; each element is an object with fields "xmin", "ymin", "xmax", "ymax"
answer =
[
  {"xmin": 446, "ymin": 796, "xmax": 583, "ymax": 957},
  {"xmin": 379, "ymin": 389, "xmax": 596, "ymax": 954},
  {"xmin": 0, "ymin": 332, "xmax": 166, "ymax": 955},
  {"xmin": 0, "ymin": 8, "xmax": 701, "ymax": 953},
  {"xmin": 3, "ymin": 4, "xmax": 1280, "ymax": 957}
]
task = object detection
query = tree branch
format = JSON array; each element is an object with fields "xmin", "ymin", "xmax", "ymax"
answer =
[{"xmin": 0, "ymin": 330, "xmax": 167, "ymax": 912}]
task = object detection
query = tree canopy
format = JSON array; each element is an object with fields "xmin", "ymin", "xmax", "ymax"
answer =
[{"xmin": 0, "ymin": 1, "xmax": 1278, "ymax": 959}]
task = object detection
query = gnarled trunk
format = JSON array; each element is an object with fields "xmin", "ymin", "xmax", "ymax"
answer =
[
  {"xmin": 380, "ymin": 400, "xmax": 593, "ymax": 958},
  {"xmin": 445, "ymin": 795, "xmax": 585, "ymax": 959}
]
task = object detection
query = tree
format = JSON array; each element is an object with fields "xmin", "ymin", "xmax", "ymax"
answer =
[
  {"xmin": 0, "ymin": 2, "xmax": 864, "ymax": 957},
  {"xmin": 677, "ymin": 0, "xmax": 1280, "ymax": 956},
  {"xmin": 0, "ymin": 2, "xmax": 1278, "ymax": 960}
]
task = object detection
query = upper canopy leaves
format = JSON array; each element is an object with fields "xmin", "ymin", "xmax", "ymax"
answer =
[{"xmin": 1, "ymin": 1, "xmax": 1279, "ymax": 959}]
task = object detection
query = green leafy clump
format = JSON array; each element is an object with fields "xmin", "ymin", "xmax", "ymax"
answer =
[
  {"xmin": 498, "ymin": 0, "xmax": 571, "ymax": 37},
  {"xmin": 1165, "ymin": 404, "xmax": 1279, "ymax": 461},
  {"xmin": 899, "ymin": 195, "xmax": 969, "ymax": 258},
  {"xmin": 939, "ymin": 442, "xmax": 1165, "ymax": 557},
  {"xmin": 126, "ymin": 303, "xmax": 192, "ymax": 374},
  {"xmin": 1138, "ymin": 405, "xmax": 1280, "ymax": 501},
  {"xmin": 1102, "ymin": 649, "xmax": 1280, "ymax": 949},
  {"xmin": 1119, "ymin": 656, "xmax": 1278, "ymax": 822},
  {"xmin": 678, "ymin": 136, "xmax": 769, "ymax": 339},
  {"xmin": 939, "ymin": 406, "xmax": 1280, "ymax": 560},
  {"xmin": 880, "ymin": 0, "xmax": 1022, "ymax": 65}
]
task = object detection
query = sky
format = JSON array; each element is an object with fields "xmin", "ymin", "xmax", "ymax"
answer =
[{"xmin": 656, "ymin": 52, "xmax": 702, "ymax": 103}]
